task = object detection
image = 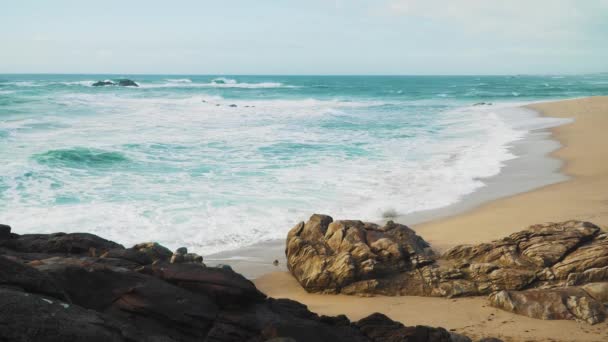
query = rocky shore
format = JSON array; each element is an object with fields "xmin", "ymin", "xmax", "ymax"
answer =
[
  {"xmin": 286, "ymin": 215, "xmax": 608, "ymax": 325},
  {"xmin": 0, "ymin": 223, "xmax": 493, "ymax": 342}
]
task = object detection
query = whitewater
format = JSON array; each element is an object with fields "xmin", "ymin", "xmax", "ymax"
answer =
[{"xmin": 1, "ymin": 74, "xmax": 607, "ymax": 253}]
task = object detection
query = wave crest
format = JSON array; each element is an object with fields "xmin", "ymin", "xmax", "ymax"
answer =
[{"xmin": 34, "ymin": 148, "xmax": 130, "ymax": 168}]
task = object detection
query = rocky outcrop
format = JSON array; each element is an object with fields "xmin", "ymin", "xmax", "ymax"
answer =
[
  {"xmin": 92, "ymin": 80, "xmax": 115, "ymax": 86},
  {"xmin": 91, "ymin": 79, "xmax": 139, "ymax": 87},
  {"xmin": 286, "ymin": 215, "xmax": 608, "ymax": 324},
  {"xmin": 286, "ymin": 214, "xmax": 434, "ymax": 294},
  {"xmin": 0, "ymin": 224, "xmax": 476, "ymax": 342},
  {"xmin": 117, "ymin": 79, "xmax": 139, "ymax": 87}
]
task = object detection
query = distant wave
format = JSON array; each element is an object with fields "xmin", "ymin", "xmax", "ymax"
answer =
[
  {"xmin": 4, "ymin": 81, "xmax": 43, "ymax": 87},
  {"xmin": 139, "ymin": 77, "xmax": 295, "ymax": 89},
  {"xmin": 165, "ymin": 78, "xmax": 192, "ymax": 83},
  {"xmin": 61, "ymin": 81, "xmax": 96, "ymax": 86},
  {"xmin": 33, "ymin": 148, "xmax": 130, "ymax": 168},
  {"xmin": 2, "ymin": 78, "xmax": 295, "ymax": 89}
]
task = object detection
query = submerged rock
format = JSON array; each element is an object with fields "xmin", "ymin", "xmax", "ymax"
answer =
[
  {"xmin": 92, "ymin": 79, "xmax": 138, "ymax": 87},
  {"xmin": 91, "ymin": 80, "xmax": 115, "ymax": 87},
  {"xmin": 116, "ymin": 79, "xmax": 138, "ymax": 87}
]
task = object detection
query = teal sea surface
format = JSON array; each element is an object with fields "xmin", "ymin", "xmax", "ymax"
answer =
[{"xmin": 1, "ymin": 74, "xmax": 607, "ymax": 252}]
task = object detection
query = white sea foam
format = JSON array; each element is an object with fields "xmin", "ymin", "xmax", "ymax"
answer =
[
  {"xmin": 165, "ymin": 78, "xmax": 192, "ymax": 83},
  {"xmin": 60, "ymin": 80, "xmax": 96, "ymax": 86},
  {"xmin": 138, "ymin": 77, "xmax": 294, "ymax": 89},
  {"xmin": 0, "ymin": 91, "xmax": 567, "ymax": 254}
]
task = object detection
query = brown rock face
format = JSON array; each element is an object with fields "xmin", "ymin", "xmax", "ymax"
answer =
[
  {"xmin": 286, "ymin": 216, "xmax": 608, "ymax": 324},
  {"xmin": 489, "ymin": 287, "xmax": 605, "ymax": 324},
  {"xmin": 286, "ymin": 214, "xmax": 434, "ymax": 293}
]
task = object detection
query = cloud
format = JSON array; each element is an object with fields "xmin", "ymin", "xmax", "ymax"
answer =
[{"xmin": 384, "ymin": 0, "xmax": 607, "ymax": 43}]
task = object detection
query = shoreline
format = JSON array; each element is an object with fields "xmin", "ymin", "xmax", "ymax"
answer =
[
  {"xmin": 413, "ymin": 96, "xmax": 608, "ymax": 250},
  {"xmin": 207, "ymin": 100, "xmax": 571, "ymax": 277},
  {"xmin": 253, "ymin": 96, "xmax": 608, "ymax": 342}
]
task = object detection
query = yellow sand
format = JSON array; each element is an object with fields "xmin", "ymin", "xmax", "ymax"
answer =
[
  {"xmin": 255, "ymin": 97, "xmax": 608, "ymax": 342},
  {"xmin": 416, "ymin": 96, "xmax": 608, "ymax": 252}
]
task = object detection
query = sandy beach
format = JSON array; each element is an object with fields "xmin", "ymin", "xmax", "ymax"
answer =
[{"xmin": 255, "ymin": 96, "xmax": 608, "ymax": 342}]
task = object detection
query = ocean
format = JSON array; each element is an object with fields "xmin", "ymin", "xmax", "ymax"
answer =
[{"xmin": 1, "ymin": 74, "xmax": 607, "ymax": 253}]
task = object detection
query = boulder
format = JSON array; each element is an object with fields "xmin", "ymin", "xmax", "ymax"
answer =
[
  {"xmin": 169, "ymin": 246, "xmax": 204, "ymax": 264},
  {"xmin": 131, "ymin": 241, "xmax": 172, "ymax": 262},
  {"xmin": 286, "ymin": 217, "xmax": 608, "ymax": 324},
  {"xmin": 0, "ymin": 224, "xmax": 11, "ymax": 239},
  {"xmin": 489, "ymin": 287, "xmax": 606, "ymax": 324},
  {"xmin": 91, "ymin": 80, "xmax": 115, "ymax": 87},
  {"xmin": 355, "ymin": 312, "xmax": 454, "ymax": 342},
  {"xmin": 287, "ymin": 218, "xmax": 607, "ymax": 297},
  {"xmin": 1, "ymin": 232, "xmax": 123, "ymax": 255},
  {"xmin": 117, "ymin": 79, "xmax": 138, "ymax": 87},
  {"xmin": 286, "ymin": 214, "xmax": 434, "ymax": 293}
]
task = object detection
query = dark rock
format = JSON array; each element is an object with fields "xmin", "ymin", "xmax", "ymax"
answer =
[
  {"xmin": 139, "ymin": 262, "xmax": 265, "ymax": 307},
  {"xmin": 34, "ymin": 258, "xmax": 218, "ymax": 340},
  {"xmin": 170, "ymin": 247, "xmax": 203, "ymax": 264},
  {"xmin": 131, "ymin": 241, "xmax": 172, "ymax": 262},
  {"xmin": 217, "ymin": 263, "xmax": 233, "ymax": 271},
  {"xmin": 0, "ymin": 256, "xmax": 67, "ymax": 300},
  {"xmin": 0, "ymin": 288, "xmax": 136, "ymax": 342},
  {"xmin": 0, "ymin": 225, "xmax": 488, "ymax": 341},
  {"xmin": 1, "ymin": 232, "xmax": 123, "ymax": 255},
  {"xmin": 0, "ymin": 224, "xmax": 11, "ymax": 239},
  {"xmin": 229, "ymin": 104, "xmax": 237, "ymax": 107},
  {"xmin": 117, "ymin": 79, "xmax": 138, "ymax": 87},
  {"xmin": 355, "ymin": 312, "xmax": 453, "ymax": 342},
  {"xmin": 449, "ymin": 333, "xmax": 472, "ymax": 342},
  {"xmin": 91, "ymin": 80, "xmax": 115, "ymax": 87},
  {"xmin": 103, "ymin": 248, "xmax": 153, "ymax": 265}
]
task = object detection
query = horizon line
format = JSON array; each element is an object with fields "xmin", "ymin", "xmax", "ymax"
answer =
[{"xmin": 1, "ymin": 72, "xmax": 607, "ymax": 77}]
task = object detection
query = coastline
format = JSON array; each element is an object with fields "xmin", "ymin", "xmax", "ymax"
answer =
[
  {"xmin": 253, "ymin": 96, "xmax": 608, "ymax": 342},
  {"xmin": 206, "ymin": 99, "xmax": 570, "ymax": 277},
  {"xmin": 413, "ymin": 96, "xmax": 608, "ymax": 250}
]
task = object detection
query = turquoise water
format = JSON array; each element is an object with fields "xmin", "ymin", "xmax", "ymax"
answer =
[{"xmin": 1, "ymin": 74, "xmax": 607, "ymax": 252}]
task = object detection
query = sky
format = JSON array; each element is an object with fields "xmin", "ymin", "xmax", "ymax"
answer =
[{"xmin": 1, "ymin": 0, "xmax": 607, "ymax": 75}]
